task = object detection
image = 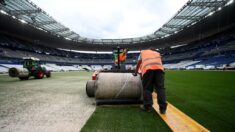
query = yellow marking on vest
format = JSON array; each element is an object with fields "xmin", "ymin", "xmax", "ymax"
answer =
[{"xmin": 152, "ymin": 93, "xmax": 210, "ymax": 132}]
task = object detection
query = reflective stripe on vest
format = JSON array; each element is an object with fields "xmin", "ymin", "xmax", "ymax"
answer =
[
  {"xmin": 142, "ymin": 57, "xmax": 161, "ymax": 62},
  {"xmin": 140, "ymin": 50, "xmax": 164, "ymax": 76},
  {"xmin": 142, "ymin": 62, "xmax": 162, "ymax": 68}
]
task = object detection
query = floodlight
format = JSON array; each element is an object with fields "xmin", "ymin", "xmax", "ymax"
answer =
[
  {"xmin": 228, "ymin": 0, "xmax": 234, "ymax": 5},
  {"xmin": 20, "ymin": 19, "xmax": 27, "ymax": 24},
  {"xmin": 208, "ymin": 12, "xmax": 214, "ymax": 16},
  {"xmin": 0, "ymin": 10, "xmax": 7, "ymax": 15}
]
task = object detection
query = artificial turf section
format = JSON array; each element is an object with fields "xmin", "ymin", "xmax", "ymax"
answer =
[{"xmin": 81, "ymin": 71, "xmax": 235, "ymax": 132}]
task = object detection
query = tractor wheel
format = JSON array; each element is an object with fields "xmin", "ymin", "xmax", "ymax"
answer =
[
  {"xmin": 35, "ymin": 70, "xmax": 44, "ymax": 79},
  {"xmin": 46, "ymin": 71, "xmax": 51, "ymax": 78},
  {"xmin": 19, "ymin": 76, "xmax": 29, "ymax": 80}
]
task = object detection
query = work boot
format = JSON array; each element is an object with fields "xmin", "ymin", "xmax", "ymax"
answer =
[
  {"xmin": 160, "ymin": 108, "xmax": 166, "ymax": 114},
  {"xmin": 140, "ymin": 105, "xmax": 153, "ymax": 112},
  {"xmin": 159, "ymin": 103, "xmax": 167, "ymax": 114}
]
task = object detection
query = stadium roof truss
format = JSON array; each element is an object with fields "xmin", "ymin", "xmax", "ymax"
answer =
[
  {"xmin": 154, "ymin": 0, "xmax": 231, "ymax": 37},
  {"xmin": 0, "ymin": 0, "xmax": 233, "ymax": 45}
]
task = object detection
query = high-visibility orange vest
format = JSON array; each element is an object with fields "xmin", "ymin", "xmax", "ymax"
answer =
[
  {"xmin": 120, "ymin": 53, "xmax": 126, "ymax": 61},
  {"xmin": 140, "ymin": 50, "xmax": 164, "ymax": 76},
  {"xmin": 115, "ymin": 53, "xmax": 127, "ymax": 64}
]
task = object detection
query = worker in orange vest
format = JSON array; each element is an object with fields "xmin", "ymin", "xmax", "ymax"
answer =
[
  {"xmin": 133, "ymin": 47, "xmax": 167, "ymax": 114},
  {"xmin": 115, "ymin": 48, "xmax": 128, "ymax": 64}
]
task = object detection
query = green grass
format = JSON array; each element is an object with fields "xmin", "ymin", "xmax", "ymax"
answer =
[
  {"xmin": 166, "ymin": 71, "xmax": 235, "ymax": 132},
  {"xmin": 81, "ymin": 106, "xmax": 171, "ymax": 132},
  {"xmin": 82, "ymin": 71, "xmax": 235, "ymax": 132}
]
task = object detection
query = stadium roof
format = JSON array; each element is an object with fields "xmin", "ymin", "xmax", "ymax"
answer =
[{"xmin": 0, "ymin": 0, "xmax": 233, "ymax": 46}]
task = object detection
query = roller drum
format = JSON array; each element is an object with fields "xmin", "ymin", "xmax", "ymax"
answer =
[
  {"xmin": 8, "ymin": 67, "xmax": 29, "ymax": 77},
  {"xmin": 86, "ymin": 80, "xmax": 95, "ymax": 97},
  {"xmin": 95, "ymin": 73, "xmax": 142, "ymax": 99}
]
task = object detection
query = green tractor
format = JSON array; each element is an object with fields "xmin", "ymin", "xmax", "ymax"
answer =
[{"xmin": 9, "ymin": 57, "xmax": 51, "ymax": 80}]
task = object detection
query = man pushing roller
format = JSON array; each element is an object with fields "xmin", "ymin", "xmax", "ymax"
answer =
[{"xmin": 133, "ymin": 47, "xmax": 167, "ymax": 114}]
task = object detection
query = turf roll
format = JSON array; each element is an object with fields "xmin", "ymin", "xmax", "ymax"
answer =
[
  {"xmin": 95, "ymin": 73, "xmax": 142, "ymax": 100},
  {"xmin": 86, "ymin": 80, "xmax": 95, "ymax": 97},
  {"xmin": 96, "ymin": 99, "xmax": 143, "ymax": 105},
  {"xmin": 8, "ymin": 67, "xmax": 29, "ymax": 77}
]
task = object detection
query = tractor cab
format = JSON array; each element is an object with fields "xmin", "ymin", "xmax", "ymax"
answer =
[{"xmin": 23, "ymin": 57, "xmax": 40, "ymax": 70}]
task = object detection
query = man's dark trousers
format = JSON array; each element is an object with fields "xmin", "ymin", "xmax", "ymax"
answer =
[{"xmin": 142, "ymin": 70, "xmax": 167, "ymax": 110}]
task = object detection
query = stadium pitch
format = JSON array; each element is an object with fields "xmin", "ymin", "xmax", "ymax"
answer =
[
  {"xmin": 0, "ymin": 72, "xmax": 95, "ymax": 132},
  {"xmin": 0, "ymin": 71, "xmax": 235, "ymax": 131}
]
